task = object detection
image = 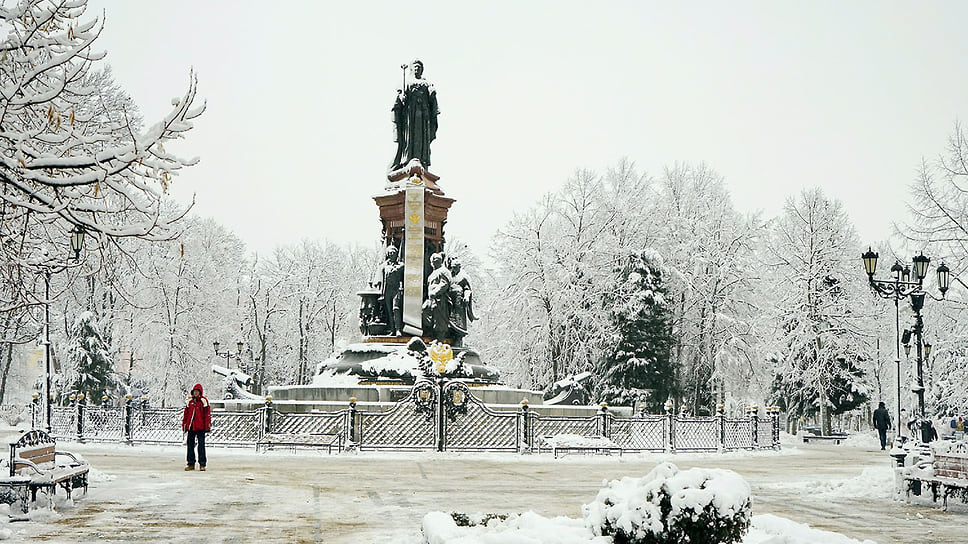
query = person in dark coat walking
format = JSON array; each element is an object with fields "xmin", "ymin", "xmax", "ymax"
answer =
[
  {"xmin": 872, "ymin": 401, "xmax": 891, "ymax": 450},
  {"xmin": 182, "ymin": 383, "xmax": 211, "ymax": 470}
]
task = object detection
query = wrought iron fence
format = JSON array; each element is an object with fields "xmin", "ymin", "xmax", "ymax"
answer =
[
  {"xmin": 26, "ymin": 383, "xmax": 782, "ymax": 455},
  {"xmin": 130, "ymin": 407, "xmax": 182, "ymax": 444},
  {"xmin": 50, "ymin": 406, "xmax": 76, "ymax": 437},
  {"xmin": 81, "ymin": 406, "xmax": 124, "ymax": 442},
  {"xmin": 609, "ymin": 415, "xmax": 666, "ymax": 452}
]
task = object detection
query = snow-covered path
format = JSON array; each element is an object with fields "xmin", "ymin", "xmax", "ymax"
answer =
[{"xmin": 11, "ymin": 437, "xmax": 964, "ymax": 543}]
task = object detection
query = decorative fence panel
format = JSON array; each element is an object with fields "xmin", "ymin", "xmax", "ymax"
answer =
[
  {"xmin": 443, "ymin": 395, "xmax": 519, "ymax": 452},
  {"xmin": 724, "ymin": 418, "xmax": 754, "ymax": 450},
  {"xmin": 673, "ymin": 417, "xmax": 720, "ymax": 452},
  {"xmin": 357, "ymin": 383, "xmax": 438, "ymax": 451},
  {"xmin": 528, "ymin": 415, "xmax": 600, "ymax": 446},
  {"xmin": 609, "ymin": 416, "xmax": 666, "ymax": 452},
  {"xmin": 209, "ymin": 411, "xmax": 263, "ymax": 446},
  {"xmin": 28, "ymin": 384, "xmax": 782, "ymax": 454},
  {"xmin": 82, "ymin": 406, "xmax": 124, "ymax": 442},
  {"xmin": 756, "ymin": 417, "xmax": 773, "ymax": 448},
  {"xmin": 271, "ymin": 410, "xmax": 347, "ymax": 437},
  {"xmin": 49, "ymin": 406, "xmax": 76, "ymax": 438},
  {"xmin": 130, "ymin": 408, "xmax": 183, "ymax": 444}
]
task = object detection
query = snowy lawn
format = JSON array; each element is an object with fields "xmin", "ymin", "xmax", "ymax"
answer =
[{"xmin": 0, "ymin": 437, "xmax": 961, "ymax": 543}]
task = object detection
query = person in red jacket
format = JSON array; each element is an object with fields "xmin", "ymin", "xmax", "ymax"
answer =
[{"xmin": 182, "ymin": 383, "xmax": 211, "ymax": 471}]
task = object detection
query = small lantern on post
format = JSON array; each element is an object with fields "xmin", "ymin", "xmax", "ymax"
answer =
[
  {"xmin": 346, "ymin": 396, "xmax": 359, "ymax": 448},
  {"xmin": 31, "ymin": 392, "xmax": 40, "ymax": 429},
  {"xmin": 124, "ymin": 394, "xmax": 134, "ymax": 443},
  {"xmin": 520, "ymin": 399, "xmax": 531, "ymax": 454},
  {"xmin": 75, "ymin": 393, "xmax": 86, "ymax": 442},
  {"xmin": 598, "ymin": 402, "xmax": 610, "ymax": 438},
  {"xmin": 69, "ymin": 225, "xmax": 86, "ymax": 261},
  {"xmin": 664, "ymin": 399, "xmax": 676, "ymax": 454},
  {"xmin": 938, "ymin": 262, "xmax": 951, "ymax": 297},
  {"xmin": 862, "ymin": 248, "xmax": 878, "ymax": 278},
  {"xmin": 263, "ymin": 396, "xmax": 274, "ymax": 437},
  {"xmin": 912, "ymin": 253, "xmax": 931, "ymax": 281}
]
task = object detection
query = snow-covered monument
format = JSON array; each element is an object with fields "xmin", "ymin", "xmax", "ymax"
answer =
[{"xmin": 229, "ymin": 60, "xmax": 562, "ymax": 413}]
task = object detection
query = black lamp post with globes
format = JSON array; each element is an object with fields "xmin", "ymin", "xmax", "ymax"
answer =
[
  {"xmin": 861, "ymin": 249, "xmax": 950, "ymax": 443},
  {"xmin": 214, "ymin": 341, "xmax": 244, "ymax": 371}
]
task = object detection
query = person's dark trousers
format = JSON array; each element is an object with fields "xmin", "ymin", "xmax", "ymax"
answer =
[
  {"xmin": 187, "ymin": 430, "xmax": 207, "ymax": 467},
  {"xmin": 877, "ymin": 428, "xmax": 887, "ymax": 449}
]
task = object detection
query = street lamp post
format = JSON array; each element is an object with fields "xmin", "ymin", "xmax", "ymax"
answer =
[
  {"xmin": 862, "ymin": 249, "xmax": 947, "ymax": 443},
  {"xmin": 40, "ymin": 226, "xmax": 86, "ymax": 432},
  {"xmin": 214, "ymin": 341, "xmax": 243, "ymax": 370}
]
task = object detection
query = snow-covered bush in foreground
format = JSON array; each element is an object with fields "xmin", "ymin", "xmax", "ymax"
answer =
[
  {"xmin": 582, "ymin": 462, "xmax": 751, "ymax": 544},
  {"xmin": 421, "ymin": 467, "xmax": 877, "ymax": 544}
]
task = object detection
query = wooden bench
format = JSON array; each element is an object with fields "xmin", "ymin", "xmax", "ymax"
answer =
[
  {"xmin": 7, "ymin": 429, "xmax": 89, "ymax": 510},
  {"xmin": 801, "ymin": 434, "xmax": 846, "ymax": 444},
  {"xmin": 905, "ymin": 442, "xmax": 968, "ymax": 510},
  {"xmin": 537, "ymin": 435, "xmax": 623, "ymax": 459},
  {"xmin": 256, "ymin": 432, "xmax": 343, "ymax": 454}
]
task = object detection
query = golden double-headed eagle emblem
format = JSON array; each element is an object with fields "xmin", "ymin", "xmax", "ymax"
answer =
[{"xmin": 428, "ymin": 343, "xmax": 454, "ymax": 374}]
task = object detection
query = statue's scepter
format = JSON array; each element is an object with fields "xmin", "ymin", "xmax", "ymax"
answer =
[{"xmin": 400, "ymin": 63, "xmax": 409, "ymax": 96}]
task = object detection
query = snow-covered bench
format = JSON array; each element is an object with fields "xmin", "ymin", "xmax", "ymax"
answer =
[
  {"xmin": 7, "ymin": 429, "xmax": 89, "ymax": 510},
  {"xmin": 537, "ymin": 434, "xmax": 622, "ymax": 459},
  {"xmin": 800, "ymin": 433, "xmax": 846, "ymax": 444},
  {"xmin": 256, "ymin": 432, "xmax": 343, "ymax": 454},
  {"xmin": 903, "ymin": 441, "xmax": 968, "ymax": 510}
]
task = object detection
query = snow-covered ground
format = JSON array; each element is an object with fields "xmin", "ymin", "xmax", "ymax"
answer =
[{"xmin": 1, "ymin": 433, "xmax": 963, "ymax": 543}]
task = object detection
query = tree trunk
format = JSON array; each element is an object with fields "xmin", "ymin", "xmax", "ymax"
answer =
[
  {"xmin": 0, "ymin": 311, "xmax": 14, "ymax": 404},
  {"xmin": 819, "ymin": 387, "xmax": 831, "ymax": 435},
  {"xmin": 297, "ymin": 299, "xmax": 305, "ymax": 385},
  {"xmin": 0, "ymin": 343, "xmax": 11, "ymax": 405}
]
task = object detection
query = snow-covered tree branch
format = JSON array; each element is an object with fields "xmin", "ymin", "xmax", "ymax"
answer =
[{"xmin": 0, "ymin": 0, "xmax": 204, "ymax": 259}]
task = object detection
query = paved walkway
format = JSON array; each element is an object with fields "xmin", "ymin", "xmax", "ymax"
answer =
[{"xmin": 16, "ymin": 441, "xmax": 966, "ymax": 543}]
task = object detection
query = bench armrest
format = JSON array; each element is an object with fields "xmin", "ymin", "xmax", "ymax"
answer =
[
  {"xmin": 12, "ymin": 458, "xmax": 43, "ymax": 475},
  {"xmin": 54, "ymin": 451, "xmax": 86, "ymax": 465}
]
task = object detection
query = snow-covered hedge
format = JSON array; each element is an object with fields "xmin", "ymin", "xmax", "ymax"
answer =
[{"xmin": 582, "ymin": 462, "xmax": 751, "ymax": 544}]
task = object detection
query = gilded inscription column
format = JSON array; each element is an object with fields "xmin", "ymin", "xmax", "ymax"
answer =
[{"xmin": 402, "ymin": 181, "xmax": 425, "ymax": 335}]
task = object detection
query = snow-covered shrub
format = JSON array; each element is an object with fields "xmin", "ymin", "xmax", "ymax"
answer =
[
  {"xmin": 0, "ymin": 405, "xmax": 26, "ymax": 426},
  {"xmin": 582, "ymin": 462, "xmax": 751, "ymax": 544},
  {"xmin": 449, "ymin": 512, "xmax": 509, "ymax": 527}
]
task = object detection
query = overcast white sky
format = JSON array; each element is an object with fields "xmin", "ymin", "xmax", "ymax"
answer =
[{"xmin": 91, "ymin": 1, "xmax": 967, "ymax": 257}]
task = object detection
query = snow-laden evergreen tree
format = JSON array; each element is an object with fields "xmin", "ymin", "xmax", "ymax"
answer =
[
  {"xmin": 486, "ymin": 161, "xmax": 652, "ymax": 389},
  {"xmin": 63, "ymin": 311, "xmax": 115, "ymax": 401},
  {"xmin": 485, "ymin": 159, "xmax": 761, "ymax": 409},
  {"xmin": 761, "ymin": 188, "xmax": 872, "ymax": 434},
  {"xmin": 594, "ymin": 250, "xmax": 675, "ymax": 412}
]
